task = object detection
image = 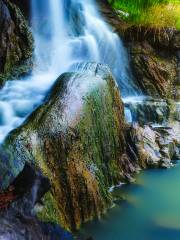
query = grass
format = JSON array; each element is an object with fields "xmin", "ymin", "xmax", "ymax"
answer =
[{"xmin": 108, "ymin": 0, "xmax": 180, "ymax": 29}]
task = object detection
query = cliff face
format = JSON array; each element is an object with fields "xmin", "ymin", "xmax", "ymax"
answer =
[
  {"xmin": 123, "ymin": 28, "xmax": 180, "ymax": 99},
  {"xmin": 0, "ymin": 0, "xmax": 33, "ymax": 86},
  {"xmin": 3, "ymin": 63, "xmax": 138, "ymax": 230}
]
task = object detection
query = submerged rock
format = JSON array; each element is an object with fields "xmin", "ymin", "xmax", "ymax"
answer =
[
  {"xmin": 4, "ymin": 63, "xmax": 137, "ymax": 230},
  {"xmin": 0, "ymin": 0, "xmax": 33, "ymax": 86}
]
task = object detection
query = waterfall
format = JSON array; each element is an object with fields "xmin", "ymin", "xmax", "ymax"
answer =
[
  {"xmin": 0, "ymin": 0, "xmax": 138, "ymax": 142},
  {"xmin": 66, "ymin": 0, "xmax": 138, "ymax": 95}
]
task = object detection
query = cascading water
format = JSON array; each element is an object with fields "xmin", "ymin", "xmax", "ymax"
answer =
[
  {"xmin": 0, "ymin": 0, "xmax": 138, "ymax": 142},
  {"xmin": 66, "ymin": 0, "xmax": 138, "ymax": 95}
]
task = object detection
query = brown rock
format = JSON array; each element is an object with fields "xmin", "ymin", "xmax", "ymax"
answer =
[
  {"xmin": 0, "ymin": 0, "xmax": 33, "ymax": 85},
  {"xmin": 130, "ymin": 42, "xmax": 177, "ymax": 98}
]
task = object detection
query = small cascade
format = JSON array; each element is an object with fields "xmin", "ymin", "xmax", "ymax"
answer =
[{"xmin": 123, "ymin": 96, "xmax": 172, "ymax": 125}]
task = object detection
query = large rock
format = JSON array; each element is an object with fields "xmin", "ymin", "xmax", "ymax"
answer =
[
  {"xmin": 0, "ymin": 0, "xmax": 33, "ymax": 86},
  {"xmin": 4, "ymin": 63, "xmax": 138, "ymax": 230}
]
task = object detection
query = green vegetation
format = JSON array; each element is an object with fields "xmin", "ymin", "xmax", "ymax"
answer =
[{"xmin": 109, "ymin": 0, "xmax": 180, "ymax": 29}]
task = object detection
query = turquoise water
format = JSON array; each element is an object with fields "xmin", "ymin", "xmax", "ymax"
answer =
[{"xmin": 79, "ymin": 162, "xmax": 180, "ymax": 240}]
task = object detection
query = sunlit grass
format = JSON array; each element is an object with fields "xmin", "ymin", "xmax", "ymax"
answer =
[
  {"xmin": 109, "ymin": 0, "xmax": 180, "ymax": 29},
  {"xmin": 146, "ymin": 2, "xmax": 180, "ymax": 29}
]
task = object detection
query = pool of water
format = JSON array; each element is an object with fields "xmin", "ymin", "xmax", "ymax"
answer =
[{"xmin": 78, "ymin": 162, "xmax": 180, "ymax": 240}]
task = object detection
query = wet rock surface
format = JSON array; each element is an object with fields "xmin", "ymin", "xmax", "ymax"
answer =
[
  {"xmin": 0, "ymin": 0, "xmax": 33, "ymax": 86},
  {"xmin": 97, "ymin": 0, "xmax": 129, "ymax": 32}
]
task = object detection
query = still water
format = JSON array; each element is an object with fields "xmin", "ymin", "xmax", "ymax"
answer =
[{"xmin": 79, "ymin": 162, "xmax": 180, "ymax": 240}]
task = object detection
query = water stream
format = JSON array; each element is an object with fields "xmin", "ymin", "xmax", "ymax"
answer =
[{"xmin": 0, "ymin": 0, "xmax": 138, "ymax": 142}]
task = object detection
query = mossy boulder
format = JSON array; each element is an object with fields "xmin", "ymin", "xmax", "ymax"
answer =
[
  {"xmin": 0, "ymin": 0, "xmax": 33, "ymax": 86},
  {"xmin": 3, "ymin": 63, "xmax": 137, "ymax": 230}
]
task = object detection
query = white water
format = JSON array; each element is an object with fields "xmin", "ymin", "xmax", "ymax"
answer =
[{"xmin": 0, "ymin": 0, "xmax": 138, "ymax": 142}]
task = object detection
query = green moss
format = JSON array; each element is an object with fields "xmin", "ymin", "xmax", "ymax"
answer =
[
  {"xmin": 75, "ymin": 77, "xmax": 125, "ymax": 203},
  {"xmin": 37, "ymin": 191, "xmax": 64, "ymax": 226}
]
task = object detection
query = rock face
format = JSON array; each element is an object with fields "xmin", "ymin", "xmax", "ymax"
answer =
[
  {"xmin": 4, "ymin": 63, "xmax": 138, "ymax": 230},
  {"xmin": 128, "ymin": 38, "xmax": 178, "ymax": 98},
  {"xmin": 130, "ymin": 41, "xmax": 177, "ymax": 98},
  {"xmin": 0, "ymin": 0, "xmax": 33, "ymax": 86},
  {"xmin": 127, "ymin": 28, "xmax": 180, "ymax": 98},
  {"xmin": 129, "ymin": 122, "xmax": 180, "ymax": 169},
  {"xmin": 0, "ymin": 164, "xmax": 73, "ymax": 240},
  {"xmin": 0, "ymin": 0, "xmax": 179, "ymax": 236}
]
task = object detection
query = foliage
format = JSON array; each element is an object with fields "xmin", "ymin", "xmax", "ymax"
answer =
[{"xmin": 109, "ymin": 0, "xmax": 180, "ymax": 29}]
